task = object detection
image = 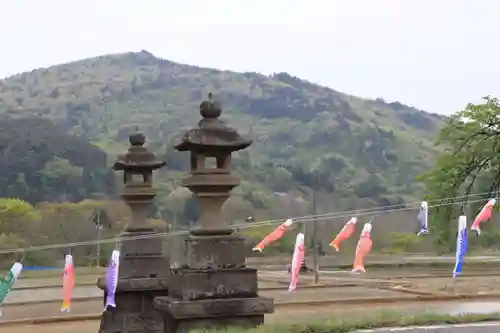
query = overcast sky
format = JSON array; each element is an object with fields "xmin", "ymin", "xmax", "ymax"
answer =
[{"xmin": 0, "ymin": 0, "xmax": 498, "ymax": 115}]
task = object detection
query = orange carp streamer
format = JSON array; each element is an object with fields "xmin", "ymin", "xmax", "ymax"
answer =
[
  {"xmin": 253, "ymin": 219, "xmax": 293, "ymax": 252},
  {"xmin": 329, "ymin": 217, "xmax": 357, "ymax": 252},
  {"xmin": 60, "ymin": 254, "xmax": 75, "ymax": 312},
  {"xmin": 288, "ymin": 232, "xmax": 305, "ymax": 292},
  {"xmin": 471, "ymin": 199, "xmax": 496, "ymax": 236},
  {"xmin": 352, "ymin": 223, "xmax": 372, "ymax": 273}
]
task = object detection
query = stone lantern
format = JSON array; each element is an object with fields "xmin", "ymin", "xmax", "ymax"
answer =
[
  {"xmin": 154, "ymin": 94, "xmax": 274, "ymax": 332},
  {"xmin": 98, "ymin": 131, "xmax": 169, "ymax": 333},
  {"xmin": 113, "ymin": 131, "xmax": 165, "ymax": 230},
  {"xmin": 175, "ymin": 93, "xmax": 251, "ymax": 232}
]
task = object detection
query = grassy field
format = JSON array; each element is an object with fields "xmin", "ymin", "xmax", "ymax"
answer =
[{"xmin": 195, "ymin": 312, "xmax": 500, "ymax": 332}]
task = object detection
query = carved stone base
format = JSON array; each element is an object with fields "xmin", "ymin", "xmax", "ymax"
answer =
[
  {"xmin": 168, "ymin": 267, "xmax": 258, "ymax": 301},
  {"xmin": 186, "ymin": 233, "xmax": 246, "ymax": 269},
  {"xmin": 119, "ymin": 231, "xmax": 170, "ymax": 279},
  {"xmin": 98, "ymin": 278, "xmax": 169, "ymax": 333},
  {"xmin": 154, "ymin": 296, "xmax": 274, "ymax": 333},
  {"xmin": 98, "ymin": 232, "xmax": 169, "ymax": 333},
  {"xmin": 99, "ymin": 305, "xmax": 164, "ymax": 333},
  {"xmin": 154, "ymin": 231, "xmax": 274, "ymax": 332}
]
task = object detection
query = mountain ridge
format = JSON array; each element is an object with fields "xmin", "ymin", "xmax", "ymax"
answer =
[
  {"xmin": 0, "ymin": 50, "xmax": 445, "ymax": 219},
  {"xmin": 0, "ymin": 49, "xmax": 445, "ymax": 119}
]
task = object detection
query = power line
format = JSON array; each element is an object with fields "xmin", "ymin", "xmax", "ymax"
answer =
[
  {"xmin": 287, "ymin": 189, "xmax": 498, "ymax": 223},
  {"xmin": 0, "ymin": 194, "xmax": 490, "ymax": 256}
]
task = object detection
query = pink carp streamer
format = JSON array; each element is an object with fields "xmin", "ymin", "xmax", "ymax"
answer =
[
  {"xmin": 352, "ymin": 222, "xmax": 373, "ymax": 273},
  {"xmin": 253, "ymin": 219, "xmax": 293, "ymax": 252},
  {"xmin": 329, "ymin": 217, "xmax": 357, "ymax": 252},
  {"xmin": 60, "ymin": 254, "xmax": 75, "ymax": 312},
  {"xmin": 471, "ymin": 199, "xmax": 496, "ymax": 235},
  {"xmin": 288, "ymin": 232, "xmax": 305, "ymax": 292}
]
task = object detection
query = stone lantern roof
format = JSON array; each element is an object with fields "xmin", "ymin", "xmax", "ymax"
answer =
[
  {"xmin": 174, "ymin": 93, "xmax": 252, "ymax": 153},
  {"xmin": 113, "ymin": 129, "xmax": 166, "ymax": 172}
]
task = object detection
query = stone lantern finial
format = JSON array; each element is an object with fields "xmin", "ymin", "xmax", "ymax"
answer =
[{"xmin": 199, "ymin": 93, "xmax": 222, "ymax": 119}]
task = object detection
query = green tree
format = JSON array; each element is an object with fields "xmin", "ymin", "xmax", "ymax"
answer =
[
  {"xmin": 0, "ymin": 198, "xmax": 40, "ymax": 236},
  {"xmin": 0, "ymin": 233, "xmax": 27, "ymax": 267},
  {"xmin": 419, "ymin": 96, "xmax": 500, "ymax": 252}
]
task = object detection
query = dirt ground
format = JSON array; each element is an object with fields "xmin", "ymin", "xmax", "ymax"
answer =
[
  {"xmin": 0, "ymin": 286, "xmax": 402, "ymax": 321},
  {"xmin": 14, "ymin": 274, "xmax": 99, "ymax": 289},
  {"xmin": 1, "ymin": 301, "xmax": 465, "ymax": 333},
  {"xmin": 405, "ymin": 275, "xmax": 500, "ymax": 294}
]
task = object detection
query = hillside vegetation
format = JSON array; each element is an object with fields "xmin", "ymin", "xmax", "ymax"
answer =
[
  {"xmin": 0, "ymin": 117, "xmax": 116, "ymax": 203},
  {"xmin": 0, "ymin": 50, "xmax": 446, "ymax": 229}
]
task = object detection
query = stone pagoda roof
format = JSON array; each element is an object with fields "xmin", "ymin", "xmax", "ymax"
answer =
[
  {"xmin": 174, "ymin": 93, "xmax": 252, "ymax": 153},
  {"xmin": 113, "ymin": 130, "xmax": 166, "ymax": 172}
]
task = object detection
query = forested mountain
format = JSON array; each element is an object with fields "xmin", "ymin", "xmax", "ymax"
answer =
[
  {"xmin": 0, "ymin": 50, "xmax": 446, "ymax": 223},
  {"xmin": 0, "ymin": 117, "xmax": 116, "ymax": 203}
]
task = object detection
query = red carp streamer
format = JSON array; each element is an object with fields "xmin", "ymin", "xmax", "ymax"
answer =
[
  {"xmin": 253, "ymin": 219, "xmax": 293, "ymax": 252},
  {"xmin": 329, "ymin": 217, "xmax": 357, "ymax": 252},
  {"xmin": 471, "ymin": 199, "xmax": 496, "ymax": 236}
]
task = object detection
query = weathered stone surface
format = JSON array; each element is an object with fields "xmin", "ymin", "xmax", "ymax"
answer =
[
  {"xmin": 121, "ymin": 231, "xmax": 164, "ymax": 257},
  {"xmin": 124, "ymin": 312, "xmax": 163, "ymax": 332},
  {"xmin": 120, "ymin": 257, "xmax": 169, "ymax": 279},
  {"xmin": 168, "ymin": 267, "xmax": 257, "ymax": 301},
  {"xmin": 154, "ymin": 296, "xmax": 274, "ymax": 319},
  {"xmin": 114, "ymin": 292, "xmax": 143, "ymax": 312},
  {"xmin": 127, "ymin": 277, "xmax": 169, "ymax": 290},
  {"xmin": 99, "ymin": 309, "xmax": 125, "ymax": 333},
  {"xmin": 186, "ymin": 234, "xmax": 246, "ymax": 269},
  {"xmin": 97, "ymin": 277, "xmax": 169, "ymax": 292},
  {"xmin": 98, "ymin": 280, "xmax": 169, "ymax": 333},
  {"xmin": 117, "ymin": 232, "xmax": 170, "ymax": 279},
  {"xmin": 169, "ymin": 233, "xmax": 188, "ymax": 268}
]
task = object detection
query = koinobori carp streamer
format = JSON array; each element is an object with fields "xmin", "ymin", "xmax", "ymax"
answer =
[
  {"xmin": 352, "ymin": 222, "xmax": 373, "ymax": 273},
  {"xmin": 471, "ymin": 199, "xmax": 496, "ymax": 236},
  {"xmin": 253, "ymin": 219, "xmax": 293, "ymax": 252},
  {"xmin": 0, "ymin": 262, "xmax": 23, "ymax": 316},
  {"xmin": 416, "ymin": 201, "xmax": 429, "ymax": 236},
  {"xmin": 288, "ymin": 232, "xmax": 305, "ymax": 292},
  {"xmin": 60, "ymin": 254, "xmax": 75, "ymax": 312},
  {"xmin": 329, "ymin": 217, "xmax": 357, "ymax": 252},
  {"xmin": 453, "ymin": 215, "xmax": 468, "ymax": 278},
  {"xmin": 104, "ymin": 250, "xmax": 120, "ymax": 310}
]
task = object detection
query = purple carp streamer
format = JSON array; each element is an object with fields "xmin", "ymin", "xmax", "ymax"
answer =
[{"xmin": 104, "ymin": 250, "xmax": 120, "ymax": 310}]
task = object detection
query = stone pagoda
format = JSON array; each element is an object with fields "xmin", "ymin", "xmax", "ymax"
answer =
[
  {"xmin": 154, "ymin": 94, "xmax": 274, "ymax": 332},
  {"xmin": 98, "ymin": 130, "xmax": 168, "ymax": 333}
]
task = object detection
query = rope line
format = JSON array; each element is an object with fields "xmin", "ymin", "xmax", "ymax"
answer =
[{"xmin": 0, "ymin": 194, "xmax": 490, "ymax": 256}]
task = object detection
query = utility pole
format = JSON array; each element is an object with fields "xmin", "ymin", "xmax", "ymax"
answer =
[
  {"xmin": 170, "ymin": 180, "xmax": 181, "ymax": 268},
  {"xmin": 95, "ymin": 210, "xmax": 102, "ymax": 267},
  {"xmin": 312, "ymin": 174, "xmax": 320, "ymax": 284},
  {"xmin": 170, "ymin": 180, "xmax": 179, "ymax": 233}
]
